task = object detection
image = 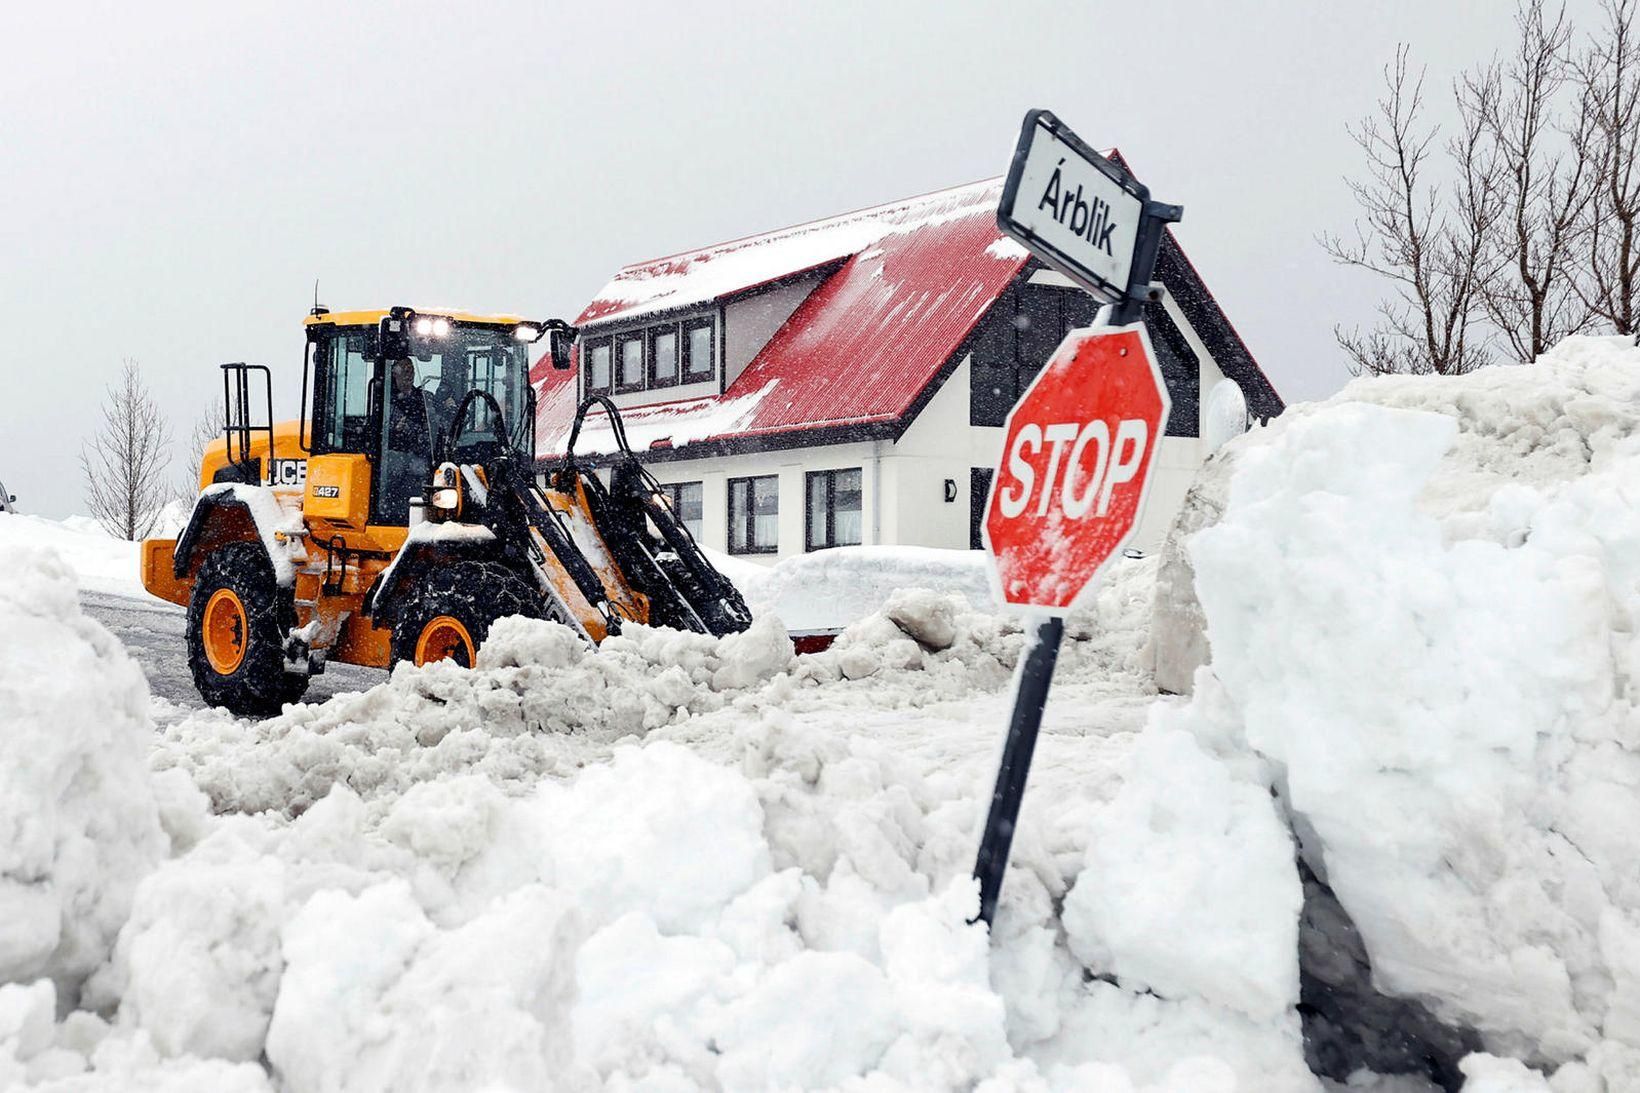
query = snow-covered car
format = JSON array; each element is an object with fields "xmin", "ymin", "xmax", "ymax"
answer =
[{"xmin": 0, "ymin": 479, "xmax": 15, "ymax": 514}]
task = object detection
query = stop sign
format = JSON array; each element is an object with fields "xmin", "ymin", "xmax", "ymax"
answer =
[{"xmin": 984, "ymin": 323, "xmax": 1170, "ymax": 611}]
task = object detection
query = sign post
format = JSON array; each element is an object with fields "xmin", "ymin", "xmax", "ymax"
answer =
[{"xmin": 972, "ymin": 110, "xmax": 1181, "ymax": 927}]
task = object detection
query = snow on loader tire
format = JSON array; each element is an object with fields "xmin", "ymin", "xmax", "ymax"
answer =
[
  {"xmin": 186, "ymin": 541, "xmax": 309, "ymax": 717},
  {"xmin": 390, "ymin": 560, "xmax": 542, "ymax": 668}
]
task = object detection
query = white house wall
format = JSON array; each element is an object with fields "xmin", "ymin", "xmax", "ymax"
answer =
[
  {"xmin": 723, "ymin": 272, "xmax": 827, "ymax": 388},
  {"xmin": 644, "ymin": 439, "xmax": 884, "ymax": 562},
  {"xmin": 622, "ymin": 287, "xmax": 1233, "ymax": 564}
]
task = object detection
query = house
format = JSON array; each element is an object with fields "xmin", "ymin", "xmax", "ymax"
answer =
[{"xmin": 532, "ymin": 176, "xmax": 1281, "ymax": 565}]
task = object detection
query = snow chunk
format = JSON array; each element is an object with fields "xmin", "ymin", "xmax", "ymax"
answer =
[
  {"xmin": 265, "ymin": 879, "xmax": 578, "ymax": 1092},
  {"xmin": 531, "ymin": 742, "xmax": 771, "ymax": 933},
  {"xmin": 111, "ymin": 831, "xmax": 286, "ymax": 1062},
  {"xmin": 1063, "ymin": 714, "xmax": 1300, "ymax": 1022}
]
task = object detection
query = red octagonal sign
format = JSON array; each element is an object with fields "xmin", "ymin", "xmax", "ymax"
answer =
[{"xmin": 984, "ymin": 323, "xmax": 1171, "ymax": 612}]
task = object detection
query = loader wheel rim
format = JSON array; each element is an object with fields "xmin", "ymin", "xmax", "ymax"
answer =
[
  {"xmin": 415, "ymin": 616, "xmax": 474, "ymax": 668},
  {"xmin": 202, "ymin": 589, "xmax": 248, "ymax": 675}
]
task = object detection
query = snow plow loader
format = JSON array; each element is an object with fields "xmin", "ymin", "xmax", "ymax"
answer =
[{"xmin": 141, "ymin": 306, "xmax": 752, "ymax": 715}]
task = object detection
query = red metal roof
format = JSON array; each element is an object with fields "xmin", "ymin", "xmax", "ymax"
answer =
[{"xmin": 535, "ymin": 178, "xmax": 1030, "ymax": 456}]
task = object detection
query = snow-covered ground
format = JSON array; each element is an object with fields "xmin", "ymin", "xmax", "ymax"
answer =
[{"xmin": 8, "ymin": 337, "xmax": 1640, "ymax": 1090}]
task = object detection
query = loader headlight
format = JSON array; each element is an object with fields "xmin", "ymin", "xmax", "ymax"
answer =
[
  {"xmin": 431, "ymin": 487, "xmax": 460, "ymax": 511},
  {"xmin": 414, "ymin": 317, "xmax": 451, "ymax": 338}
]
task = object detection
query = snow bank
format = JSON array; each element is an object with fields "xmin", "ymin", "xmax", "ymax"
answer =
[
  {"xmin": 1147, "ymin": 336, "xmax": 1640, "ymax": 1087},
  {"xmin": 0, "ymin": 515, "xmax": 145, "ymax": 599},
  {"xmin": 0, "ymin": 545, "xmax": 166, "ymax": 1004}
]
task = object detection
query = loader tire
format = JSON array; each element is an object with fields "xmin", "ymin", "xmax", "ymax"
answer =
[
  {"xmin": 390, "ymin": 561, "xmax": 541, "ymax": 669},
  {"xmin": 186, "ymin": 542, "xmax": 308, "ymax": 717}
]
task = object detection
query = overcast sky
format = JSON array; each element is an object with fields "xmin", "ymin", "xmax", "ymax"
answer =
[{"xmin": 0, "ymin": 0, "xmax": 1602, "ymax": 518}]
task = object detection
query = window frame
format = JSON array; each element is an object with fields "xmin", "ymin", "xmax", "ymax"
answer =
[
  {"xmin": 583, "ymin": 336, "xmax": 614, "ymax": 396},
  {"xmin": 615, "ymin": 332, "xmax": 646, "ymax": 393},
  {"xmin": 661, "ymin": 479, "xmax": 704, "ymax": 539},
  {"xmin": 804, "ymin": 467, "xmax": 864, "ymax": 552},
  {"xmin": 648, "ymin": 325, "xmax": 680, "ymax": 389},
  {"xmin": 682, "ymin": 317, "xmax": 715, "ymax": 382},
  {"xmin": 727, "ymin": 474, "xmax": 779, "ymax": 555}
]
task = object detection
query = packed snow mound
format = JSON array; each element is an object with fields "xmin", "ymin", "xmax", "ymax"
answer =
[
  {"xmin": 796, "ymin": 555, "xmax": 1156, "ymax": 693},
  {"xmin": 0, "ymin": 545, "xmax": 166, "ymax": 1005},
  {"xmin": 1154, "ymin": 337, "xmax": 1640, "ymax": 1086},
  {"xmin": 730, "ymin": 545, "xmax": 996, "ymax": 632}
]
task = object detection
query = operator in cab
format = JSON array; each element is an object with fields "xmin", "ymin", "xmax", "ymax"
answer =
[{"xmin": 384, "ymin": 358, "xmax": 434, "ymax": 521}]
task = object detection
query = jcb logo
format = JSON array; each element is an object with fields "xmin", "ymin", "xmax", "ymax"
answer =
[{"xmin": 267, "ymin": 459, "xmax": 307, "ymax": 488}]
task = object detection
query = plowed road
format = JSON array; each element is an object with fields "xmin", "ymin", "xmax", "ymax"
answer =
[{"xmin": 82, "ymin": 591, "xmax": 385, "ymax": 717}]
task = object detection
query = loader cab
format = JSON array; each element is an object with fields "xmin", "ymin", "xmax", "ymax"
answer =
[{"xmin": 303, "ymin": 308, "xmax": 558, "ymax": 528}]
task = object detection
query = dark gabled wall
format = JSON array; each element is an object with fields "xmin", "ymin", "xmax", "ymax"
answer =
[{"xmin": 968, "ymin": 269, "xmax": 1201, "ymax": 437}]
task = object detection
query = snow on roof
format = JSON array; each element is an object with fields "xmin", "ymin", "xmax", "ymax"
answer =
[
  {"xmin": 538, "ymin": 178, "xmax": 1029, "ymax": 457},
  {"xmin": 577, "ymin": 178, "xmax": 1011, "ymax": 327}
]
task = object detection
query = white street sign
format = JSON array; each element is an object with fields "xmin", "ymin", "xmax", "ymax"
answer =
[{"xmin": 998, "ymin": 111, "xmax": 1149, "ymax": 302}]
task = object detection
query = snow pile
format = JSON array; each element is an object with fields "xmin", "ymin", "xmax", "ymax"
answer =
[
  {"xmin": 0, "ymin": 544, "xmax": 166, "ymax": 1004},
  {"xmin": 1138, "ymin": 335, "xmax": 1640, "ymax": 1087},
  {"xmin": 153, "ymin": 613, "xmax": 798, "ymax": 817}
]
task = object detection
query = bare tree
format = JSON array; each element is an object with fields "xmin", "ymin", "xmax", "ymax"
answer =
[
  {"xmin": 1474, "ymin": 0, "xmax": 1596, "ymax": 360},
  {"xmin": 1322, "ymin": 47, "xmax": 1503, "ymax": 375},
  {"xmin": 81, "ymin": 360, "xmax": 173, "ymax": 540},
  {"xmin": 1577, "ymin": 0, "xmax": 1640, "ymax": 334},
  {"xmin": 178, "ymin": 398, "xmax": 226, "ymax": 502}
]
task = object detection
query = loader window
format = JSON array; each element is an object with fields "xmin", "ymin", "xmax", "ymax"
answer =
[{"xmin": 313, "ymin": 330, "xmax": 378, "ymax": 454}]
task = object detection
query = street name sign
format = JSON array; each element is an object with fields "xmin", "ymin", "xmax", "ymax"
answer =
[
  {"xmin": 998, "ymin": 109, "xmax": 1154, "ymax": 303},
  {"xmin": 983, "ymin": 324, "xmax": 1170, "ymax": 612}
]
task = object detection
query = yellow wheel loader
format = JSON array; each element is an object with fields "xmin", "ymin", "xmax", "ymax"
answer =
[{"xmin": 141, "ymin": 306, "xmax": 752, "ymax": 716}]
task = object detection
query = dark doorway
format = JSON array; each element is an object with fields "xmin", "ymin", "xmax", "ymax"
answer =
[{"xmin": 970, "ymin": 467, "xmax": 993, "ymax": 550}]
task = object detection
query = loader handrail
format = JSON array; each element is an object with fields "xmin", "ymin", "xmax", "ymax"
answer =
[
  {"xmin": 220, "ymin": 362, "xmax": 274, "ymax": 482},
  {"xmin": 562, "ymin": 395, "xmax": 636, "ymax": 467}
]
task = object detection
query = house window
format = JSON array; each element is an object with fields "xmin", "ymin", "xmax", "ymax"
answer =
[
  {"xmin": 661, "ymin": 480, "xmax": 703, "ymax": 539},
  {"xmin": 585, "ymin": 338, "xmax": 612, "ymax": 394},
  {"xmin": 650, "ymin": 328, "xmax": 679, "ymax": 387},
  {"xmin": 728, "ymin": 475, "xmax": 778, "ymax": 554},
  {"xmin": 617, "ymin": 334, "xmax": 645, "ymax": 391},
  {"xmin": 683, "ymin": 318, "xmax": 714, "ymax": 381},
  {"xmin": 805, "ymin": 468, "xmax": 863, "ymax": 551}
]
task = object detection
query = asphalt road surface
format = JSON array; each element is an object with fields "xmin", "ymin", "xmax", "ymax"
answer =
[{"xmin": 81, "ymin": 590, "xmax": 386, "ymax": 716}]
